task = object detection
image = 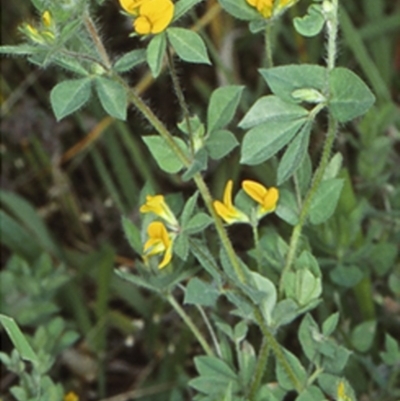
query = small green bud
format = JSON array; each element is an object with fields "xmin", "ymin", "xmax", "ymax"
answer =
[{"xmin": 291, "ymin": 88, "xmax": 326, "ymax": 103}]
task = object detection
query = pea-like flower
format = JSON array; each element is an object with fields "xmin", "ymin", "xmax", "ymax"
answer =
[
  {"xmin": 119, "ymin": 0, "xmax": 174, "ymax": 35},
  {"xmin": 242, "ymin": 180, "xmax": 279, "ymax": 217},
  {"xmin": 143, "ymin": 221, "xmax": 174, "ymax": 269},
  {"xmin": 213, "ymin": 180, "xmax": 249, "ymax": 225},
  {"xmin": 140, "ymin": 194, "xmax": 179, "ymax": 228},
  {"xmin": 246, "ymin": 0, "xmax": 296, "ymax": 19},
  {"xmin": 337, "ymin": 381, "xmax": 352, "ymax": 401}
]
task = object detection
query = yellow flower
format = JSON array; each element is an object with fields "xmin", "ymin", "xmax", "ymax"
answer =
[
  {"xmin": 143, "ymin": 221, "xmax": 173, "ymax": 269},
  {"xmin": 42, "ymin": 11, "xmax": 52, "ymax": 27},
  {"xmin": 242, "ymin": 180, "xmax": 279, "ymax": 216},
  {"xmin": 64, "ymin": 392, "xmax": 79, "ymax": 401},
  {"xmin": 140, "ymin": 194, "xmax": 179, "ymax": 227},
  {"xmin": 134, "ymin": 0, "xmax": 174, "ymax": 35},
  {"xmin": 246, "ymin": 0, "xmax": 296, "ymax": 19},
  {"xmin": 213, "ymin": 180, "xmax": 249, "ymax": 225}
]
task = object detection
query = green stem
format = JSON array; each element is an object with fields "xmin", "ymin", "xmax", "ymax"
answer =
[
  {"xmin": 166, "ymin": 292, "xmax": 214, "ymax": 357},
  {"xmin": 252, "ymin": 222, "xmax": 262, "ymax": 270},
  {"xmin": 248, "ymin": 337, "xmax": 270, "ymax": 400},
  {"xmin": 264, "ymin": 22, "xmax": 274, "ymax": 69},
  {"xmin": 253, "ymin": 308, "xmax": 303, "ymax": 392},
  {"xmin": 278, "ymin": 0, "xmax": 340, "ymax": 297},
  {"xmin": 166, "ymin": 42, "xmax": 194, "ymax": 153}
]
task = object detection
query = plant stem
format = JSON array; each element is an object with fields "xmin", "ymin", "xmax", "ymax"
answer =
[
  {"xmin": 264, "ymin": 22, "xmax": 274, "ymax": 69},
  {"xmin": 253, "ymin": 308, "xmax": 303, "ymax": 392},
  {"xmin": 83, "ymin": 11, "xmax": 111, "ymax": 70},
  {"xmin": 166, "ymin": 292, "xmax": 214, "ymax": 357},
  {"xmin": 252, "ymin": 222, "xmax": 262, "ymax": 270},
  {"xmin": 248, "ymin": 337, "xmax": 270, "ymax": 400},
  {"xmin": 166, "ymin": 43, "xmax": 194, "ymax": 153},
  {"xmin": 278, "ymin": 0, "xmax": 340, "ymax": 297}
]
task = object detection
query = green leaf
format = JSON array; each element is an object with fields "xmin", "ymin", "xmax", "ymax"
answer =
[
  {"xmin": 322, "ymin": 152, "xmax": 343, "ymax": 180},
  {"xmin": 351, "ymin": 320, "xmax": 376, "ymax": 353},
  {"xmin": 296, "ymin": 386, "xmax": 325, "ymax": 401},
  {"xmin": 239, "ymin": 95, "xmax": 308, "ymax": 129},
  {"xmin": 0, "ymin": 191, "xmax": 60, "ymax": 258},
  {"xmin": 50, "ymin": 78, "xmax": 91, "ymax": 120},
  {"xmin": 299, "ymin": 314, "xmax": 321, "ymax": 362},
  {"xmin": 195, "ymin": 355, "xmax": 237, "ymax": 379},
  {"xmin": 322, "ymin": 312, "xmax": 340, "ymax": 337},
  {"xmin": 173, "ymin": 233, "xmax": 189, "ymax": 260},
  {"xmin": 121, "ymin": 217, "xmax": 142, "ymax": 254},
  {"xmin": 0, "ymin": 44, "xmax": 37, "ymax": 55},
  {"xmin": 0, "ymin": 210, "xmax": 42, "ymax": 261},
  {"xmin": 275, "ymin": 189, "xmax": 300, "ymax": 225},
  {"xmin": 95, "ymin": 77, "xmax": 127, "ymax": 120},
  {"xmin": 114, "ymin": 49, "xmax": 146, "ymax": 72},
  {"xmin": 250, "ymin": 272, "xmax": 277, "ymax": 325},
  {"xmin": 205, "ymin": 130, "xmax": 238, "ymax": 160},
  {"xmin": 147, "ymin": 33, "xmax": 166, "ymax": 78},
  {"xmin": 297, "ymin": 154, "xmax": 312, "ymax": 196},
  {"xmin": 276, "ymin": 349, "xmax": 307, "ymax": 391},
  {"xmin": 52, "ymin": 53, "xmax": 89, "ymax": 76},
  {"xmin": 218, "ymin": 0, "xmax": 261, "ymax": 21},
  {"xmin": 380, "ymin": 334, "xmax": 400, "ymax": 366},
  {"xmin": 142, "ymin": 135, "xmax": 188, "ymax": 173},
  {"xmin": 277, "ymin": 121, "xmax": 312, "ymax": 185},
  {"xmin": 184, "ymin": 277, "xmax": 219, "ymax": 307},
  {"xmin": 189, "ymin": 239, "xmax": 222, "ymax": 283},
  {"xmin": 309, "ymin": 178, "xmax": 344, "ymax": 225},
  {"xmin": 328, "ymin": 67, "xmax": 375, "ymax": 122},
  {"xmin": 0, "ymin": 315, "xmax": 38, "ymax": 363},
  {"xmin": 180, "ymin": 191, "xmax": 199, "ymax": 227},
  {"xmin": 329, "ymin": 265, "xmax": 363, "ymax": 288},
  {"xmin": 369, "ymin": 242, "xmax": 398, "ymax": 277},
  {"xmin": 173, "ymin": 0, "xmax": 203, "ymax": 21},
  {"xmin": 260, "ymin": 65, "xmax": 327, "ymax": 103},
  {"xmin": 240, "ymin": 119, "xmax": 307, "ymax": 165},
  {"xmin": 293, "ymin": 4, "xmax": 325, "ymax": 37},
  {"xmin": 185, "ymin": 213, "xmax": 213, "ymax": 234},
  {"xmin": 271, "ymin": 299, "xmax": 299, "ymax": 328},
  {"xmin": 167, "ymin": 28, "xmax": 210, "ymax": 64},
  {"xmin": 207, "ymin": 85, "xmax": 244, "ymax": 133}
]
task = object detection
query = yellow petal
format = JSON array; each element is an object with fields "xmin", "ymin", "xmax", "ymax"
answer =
[
  {"xmin": 260, "ymin": 187, "xmax": 279, "ymax": 212},
  {"xmin": 223, "ymin": 180, "xmax": 234, "ymax": 209},
  {"xmin": 242, "ymin": 180, "xmax": 268, "ymax": 204},
  {"xmin": 134, "ymin": 16, "xmax": 152, "ymax": 35},
  {"xmin": 119, "ymin": 0, "xmax": 143, "ymax": 14},
  {"xmin": 42, "ymin": 11, "xmax": 51, "ymax": 27},
  {"xmin": 158, "ymin": 242, "xmax": 173, "ymax": 269}
]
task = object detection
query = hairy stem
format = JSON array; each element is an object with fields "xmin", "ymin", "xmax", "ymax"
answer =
[
  {"xmin": 83, "ymin": 11, "xmax": 111, "ymax": 70},
  {"xmin": 279, "ymin": 0, "xmax": 340, "ymax": 297},
  {"xmin": 253, "ymin": 308, "xmax": 303, "ymax": 392},
  {"xmin": 248, "ymin": 337, "xmax": 270, "ymax": 400},
  {"xmin": 166, "ymin": 43, "xmax": 194, "ymax": 153}
]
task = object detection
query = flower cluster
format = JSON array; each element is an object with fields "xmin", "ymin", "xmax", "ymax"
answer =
[
  {"xmin": 22, "ymin": 11, "xmax": 55, "ymax": 44},
  {"xmin": 246, "ymin": 0, "xmax": 296, "ymax": 19},
  {"xmin": 119, "ymin": 0, "xmax": 174, "ymax": 35},
  {"xmin": 139, "ymin": 195, "xmax": 178, "ymax": 269},
  {"xmin": 213, "ymin": 180, "xmax": 279, "ymax": 225}
]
